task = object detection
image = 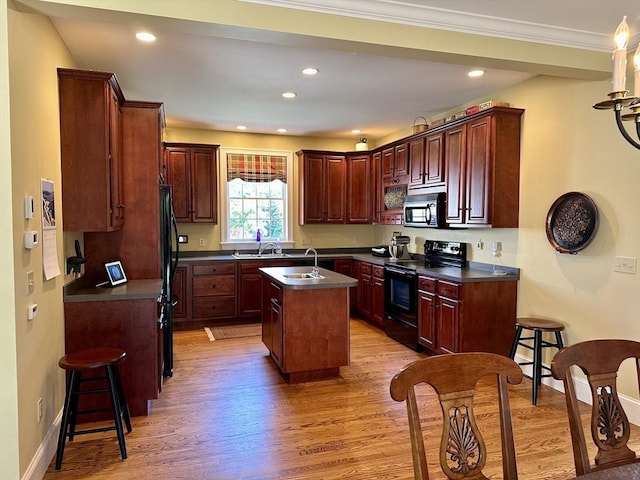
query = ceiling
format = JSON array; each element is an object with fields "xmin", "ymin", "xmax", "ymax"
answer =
[{"xmin": 13, "ymin": 0, "xmax": 640, "ymax": 139}]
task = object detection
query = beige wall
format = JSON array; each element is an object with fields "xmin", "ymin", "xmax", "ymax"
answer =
[
  {"xmin": 0, "ymin": 2, "xmax": 18, "ymax": 477},
  {"xmin": 6, "ymin": 6, "xmax": 75, "ymax": 477}
]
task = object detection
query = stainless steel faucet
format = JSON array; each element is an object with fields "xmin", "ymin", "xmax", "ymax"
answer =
[
  {"xmin": 258, "ymin": 242, "xmax": 275, "ymax": 256},
  {"xmin": 305, "ymin": 247, "xmax": 319, "ymax": 276}
]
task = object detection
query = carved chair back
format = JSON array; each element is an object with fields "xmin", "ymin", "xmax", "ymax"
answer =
[
  {"xmin": 551, "ymin": 339, "xmax": 640, "ymax": 476},
  {"xmin": 390, "ymin": 352, "xmax": 523, "ymax": 480}
]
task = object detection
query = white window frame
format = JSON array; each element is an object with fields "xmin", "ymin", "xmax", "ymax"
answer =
[{"xmin": 219, "ymin": 147, "xmax": 295, "ymax": 251}]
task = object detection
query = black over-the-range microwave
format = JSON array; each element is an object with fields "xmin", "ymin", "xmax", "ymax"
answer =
[{"xmin": 403, "ymin": 192, "xmax": 446, "ymax": 228}]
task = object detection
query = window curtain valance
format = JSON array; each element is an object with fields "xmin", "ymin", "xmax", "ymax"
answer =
[{"xmin": 226, "ymin": 154, "xmax": 287, "ymax": 183}]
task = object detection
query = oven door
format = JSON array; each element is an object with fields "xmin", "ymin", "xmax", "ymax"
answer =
[
  {"xmin": 384, "ymin": 265, "xmax": 418, "ymax": 320},
  {"xmin": 384, "ymin": 265, "xmax": 419, "ymax": 350}
]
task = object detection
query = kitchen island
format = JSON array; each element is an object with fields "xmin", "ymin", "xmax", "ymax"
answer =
[{"xmin": 259, "ymin": 266, "xmax": 357, "ymax": 383}]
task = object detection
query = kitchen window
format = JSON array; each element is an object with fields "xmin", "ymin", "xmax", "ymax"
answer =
[{"xmin": 220, "ymin": 148, "xmax": 293, "ymax": 249}]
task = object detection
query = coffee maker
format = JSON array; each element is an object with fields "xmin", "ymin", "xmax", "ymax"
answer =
[{"xmin": 388, "ymin": 235, "xmax": 411, "ymax": 260}]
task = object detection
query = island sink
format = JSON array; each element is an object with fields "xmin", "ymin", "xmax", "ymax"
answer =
[{"xmin": 282, "ymin": 272, "xmax": 325, "ymax": 279}]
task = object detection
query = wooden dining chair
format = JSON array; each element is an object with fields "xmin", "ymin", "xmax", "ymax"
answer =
[
  {"xmin": 551, "ymin": 339, "xmax": 640, "ymax": 476},
  {"xmin": 390, "ymin": 353, "xmax": 523, "ymax": 480}
]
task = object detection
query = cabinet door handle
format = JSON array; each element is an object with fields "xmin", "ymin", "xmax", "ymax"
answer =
[{"xmin": 211, "ymin": 284, "xmax": 216, "ymax": 289}]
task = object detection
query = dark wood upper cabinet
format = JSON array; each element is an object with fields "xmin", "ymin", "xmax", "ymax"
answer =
[
  {"xmin": 58, "ymin": 68, "xmax": 125, "ymax": 232},
  {"xmin": 163, "ymin": 143, "xmax": 218, "ymax": 223},
  {"xmin": 444, "ymin": 108, "xmax": 523, "ymax": 228},
  {"xmin": 297, "ymin": 151, "xmax": 346, "ymax": 224},
  {"xmin": 346, "ymin": 153, "xmax": 371, "ymax": 224}
]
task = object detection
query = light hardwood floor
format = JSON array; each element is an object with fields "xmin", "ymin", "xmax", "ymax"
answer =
[{"xmin": 43, "ymin": 318, "xmax": 628, "ymax": 479}]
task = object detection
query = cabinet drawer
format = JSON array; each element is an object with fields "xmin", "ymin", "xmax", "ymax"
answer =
[
  {"xmin": 418, "ymin": 276, "xmax": 437, "ymax": 293},
  {"xmin": 372, "ymin": 265, "xmax": 385, "ymax": 279},
  {"xmin": 360, "ymin": 262, "xmax": 372, "ymax": 275},
  {"xmin": 437, "ymin": 280, "xmax": 460, "ymax": 299},
  {"xmin": 192, "ymin": 296, "xmax": 236, "ymax": 318},
  {"xmin": 192, "ymin": 263, "xmax": 236, "ymax": 276},
  {"xmin": 269, "ymin": 281, "xmax": 283, "ymax": 305},
  {"xmin": 192, "ymin": 274, "xmax": 236, "ymax": 296}
]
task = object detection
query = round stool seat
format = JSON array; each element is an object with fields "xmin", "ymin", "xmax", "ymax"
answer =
[
  {"xmin": 509, "ymin": 317, "xmax": 565, "ymax": 406},
  {"xmin": 59, "ymin": 347, "xmax": 126, "ymax": 371},
  {"xmin": 516, "ymin": 317, "xmax": 565, "ymax": 332}
]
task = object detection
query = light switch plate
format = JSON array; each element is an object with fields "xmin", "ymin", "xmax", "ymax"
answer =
[{"xmin": 614, "ymin": 256, "xmax": 637, "ymax": 274}]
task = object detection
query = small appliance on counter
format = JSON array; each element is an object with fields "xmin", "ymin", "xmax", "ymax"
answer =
[
  {"xmin": 371, "ymin": 246, "xmax": 391, "ymax": 257},
  {"xmin": 389, "ymin": 234, "xmax": 412, "ymax": 260}
]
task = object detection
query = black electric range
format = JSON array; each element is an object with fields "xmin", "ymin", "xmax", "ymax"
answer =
[{"xmin": 383, "ymin": 240, "xmax": 466, "ymax": 351}]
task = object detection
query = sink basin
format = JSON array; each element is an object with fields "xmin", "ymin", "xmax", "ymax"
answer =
[
  {"xmin": 283, "ymin": 273, "xmax": 325, "ymax": 279},
  {"xmin": 232, "ymin": 253, "xmax": 291, "ymax": 259}
]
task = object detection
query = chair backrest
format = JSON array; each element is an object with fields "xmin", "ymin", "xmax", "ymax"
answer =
[
  {"xmin": 390, "ymin": 352, "xmax": 523, "ymax": 480},
  {"xmin": 551, "ymin": 339, "xmax": 640, "ymax": 476}
]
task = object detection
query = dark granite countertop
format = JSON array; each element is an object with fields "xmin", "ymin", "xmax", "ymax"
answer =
[
  {"xmin": 175, "ymin": 249, "xmax": 519, "ymax": 283},
  {"xmin": 63, "ymin": 278, "xmax": 163, "ymax": 303},
  {"xmin": 259, "ymin": 266, "xmax": 358, "ymax": 290}
]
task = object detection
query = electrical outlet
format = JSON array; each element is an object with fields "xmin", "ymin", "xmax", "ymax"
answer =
[
  {"xmin": 492, "ymin": 241, "xmax": 502, "ymax": 257},
  {"xmin": 476, "ymin": 240, "xmax": 483, "ymax": 249},
  {"xmin": 614, "ymin": 256, "xmax": 637, "ymax": 274},
  {"xmin": 199, "ymin": 237, "xmax": 205, "ymax": 247},
  {"xmin": 37, "ymin": 397, "xmax": 43, "ymax": 422}
]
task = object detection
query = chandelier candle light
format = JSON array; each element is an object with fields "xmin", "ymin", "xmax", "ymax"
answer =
[{"xmin": 594, "ymin": 15, "xmax": 640, "ymax": 150}]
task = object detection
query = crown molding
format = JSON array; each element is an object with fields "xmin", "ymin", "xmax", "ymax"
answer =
[{"xmin": 239, "ymin": 0, "xmax": 615, "ymax": 52}]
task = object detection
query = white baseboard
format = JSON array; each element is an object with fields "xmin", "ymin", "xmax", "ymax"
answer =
[
  {"xmin": 514, "ymin": 353, "xmax": 640, "ymax": 426},
  {"xmin": 22, "ymin": 409, "xmax": 61, "ymax": 480}
]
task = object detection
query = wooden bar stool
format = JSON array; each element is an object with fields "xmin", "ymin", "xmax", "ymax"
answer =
[
  {"xmin": 55, "ymin": 347, "xmax": 132, "ymax": 470},
  {"xmin": 508, "ymin": 317, "xmax": 565, "ymax": 406}
]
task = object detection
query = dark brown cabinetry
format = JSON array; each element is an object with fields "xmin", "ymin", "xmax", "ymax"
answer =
[
  {"xmin": 238, "ymin": 260, "xmax": 293, "ymax": 319},
  {"xmin": 409, "ymin": 132, "xmax": 445, "ymax": 193},
  {"xmin": 355, "ymin": 261, "xmax": 384, "ymax": 328},
  {"xmin": 191, "ymin": 262, "xmax": 236, "ymax": 321},
  {"xmin": 163, "ymin": 143, "xmax": 218, "ymax": 223},
  {"xmin": 64, "ymin": 295, "xmax": 160, "ymax": 417},
  {"xmin": 417, "ymin": 274, "xmax": 517, "ymax": 356},
  {"xmin": 444, "ymin": 108, "xmax": 523, "ymax": 228},
  {"xmin": 58, "ymin": 68, "xmax": 125, "ymax": 232},
  {"xmin": 262, "ymin": 280, "xmax": 284, "ymax": 368},
  {"xmin": 382, "ymin": 143, "xmax": 409, "ymax": 183},
  {"xmin": 371, "ymin": 265, "xmax": 385, "ymax": 327},
  {"xmin": 298, "ymin": 151, "xmax": 347, "ymax": 224},
  {"xmin": 333, "ymin": 258, "xmax": 356, "ymax": 308},
  {"xmin": 346, "ymin": 153, "xmax": 371, "ymax": 223}
]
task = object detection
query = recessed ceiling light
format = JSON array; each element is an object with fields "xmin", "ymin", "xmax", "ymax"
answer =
[
  {"xmin": 302, "ymin": 67, "xmax": 319, "ymax": 76},
  {"xmin": 277, "ymin": 128, "xmax": 287, "ymax": 133},
  {"xmin": 236, "ymin": 125, "xmax": 247, "ymax": 130},
  {"xmin": 352, "ymin": 129, "xmax": 361, "ymax": 134},
  {"xmin": 282, "ymin": 92, "xmax": 297, "ymax": 99},
  {"xmin": 468, "ymin": 69, "xmax": 485, "ymax": 78},
  {"xmin": 135, "ymin": 32, "xmax": 156, "ymax": 42}
]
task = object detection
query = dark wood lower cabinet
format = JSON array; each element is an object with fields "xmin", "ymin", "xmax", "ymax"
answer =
[
  {"xmin": 355, "ymin": 260, "xmax": 385, "ymax": 328},
  {"xmin": 239, "ymin": 260, "xmax": 293, "ymax": 320},
  {"xmin": 64, "ymin": 296, "xmax": 160, "ymax": 418},
  {"xmin": 418, "ymin": 275, "xmax": 517, "ymax": 355}
]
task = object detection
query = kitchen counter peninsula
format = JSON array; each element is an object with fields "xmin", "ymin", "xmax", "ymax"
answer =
[
  {"xmin": 63, "ymin": 278, "xmax": 162, "ymax": 417},
  {"xmin": 260, "ymin": 266, "xmax": 357, "ymax": 383}
]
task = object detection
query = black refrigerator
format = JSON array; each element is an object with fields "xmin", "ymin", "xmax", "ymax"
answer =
[{"xmin": 160, "ymin": 184, "xmax": 179, "ymax": 377}]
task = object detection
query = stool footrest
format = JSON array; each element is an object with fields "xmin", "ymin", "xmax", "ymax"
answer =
[{"xmin": 64, "ymin": 425, "xmax": 119, "ymax": 437}]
